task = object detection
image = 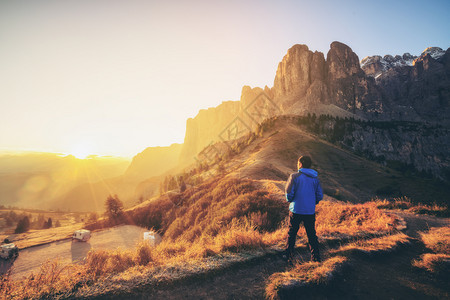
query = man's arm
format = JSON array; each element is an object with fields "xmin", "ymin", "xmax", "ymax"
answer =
[
  {"xmin": 315, "ymin": 180, "xmax": 323, "ymax": 204},
  {"xmin": 285, "ymin": 174, "xmax": 296, "ymax": 202}
]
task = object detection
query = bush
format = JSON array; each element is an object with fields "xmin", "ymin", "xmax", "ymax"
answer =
[
  {"xmin": 105, "ymin": 195, "xmax": 125, "ymax": 224},
  {"xmin": 14, "ymin": 216, "xmax": 30, "ymax": 234}
]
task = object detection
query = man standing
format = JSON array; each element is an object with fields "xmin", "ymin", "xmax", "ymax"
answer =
[{"xmin": 284, "ymin": 155, "xmax": 323, "ymax": 262}]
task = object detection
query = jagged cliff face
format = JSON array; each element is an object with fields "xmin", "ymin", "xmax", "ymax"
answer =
[
  {"xmin": 273, "ymin": 45, "xmax": 326, "ymax": 102},
  {"xmin": 326, "ymin": 42, "xmax": 383, "ymax": 115},
  {"xmin": 180, "ymin": 101, "xmax": 241, "ymax": 163},
  {"xmin": 272, "ymin": 42, "xmax": 450, "ymax": 123},
  {"xmin": 361, "ymin": 47, "xmax": 450, "ymax": 124},
  {"xmin": 342, "ymin": 122, "xmax": 450, "ymax": 179},
  {"xmin": 271, "ymin": 42, "xmax": 383, "ymax": 117},
  {"xmin": 179, "ymin": 86, "xmax": 279, "ymax": 163}
]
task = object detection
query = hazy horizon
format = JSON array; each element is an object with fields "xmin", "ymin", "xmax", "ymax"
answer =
[{"xmin": 1, "ymin": 0, "xmax": 449, "ymax": 158}]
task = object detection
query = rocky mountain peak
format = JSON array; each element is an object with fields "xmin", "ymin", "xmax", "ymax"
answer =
[
  {"xmin": 421, "ymin": 47, "xmax": 445, "ymax": 60},
  {"xmin": 361, "ymin": 53, "xmax": 417, "ymax": 78},
  {"xmin": 361, "ymin": 47, "xmax": 447, "ymax": 79},
  {"xmin": 273, "ymin": 44, "xmax": 317, "ymax": 99},
  {"xmin": 327, "ymin": 41, "xmax": 362, "ymax": 79}
]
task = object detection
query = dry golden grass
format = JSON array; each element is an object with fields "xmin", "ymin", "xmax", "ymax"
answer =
[
  {"xmin": 412, "ymin": 253, "xmax": 450, "ymax": 274},
  {"xmin": 1, "ymin": 177, "xmax": 405, "ymax": 299},
  {"xmin": 84, "ymin": 249, "xmax": 135, "ymax": 280},
  {"xmin": 316, "ymin": 200, "xmax": 400, "ymax": 236},
  {"xmin": 0, "ymin": 260, "xmax": 87, "ymax": 300},
  {"xmin": 419, "ymin": 226, "xmax": 450, "ymax": 254},
  {"xmin": 262, "ymin": 200, "xmax": 401, "ymax": 248},
  {"xmin": 265, "ymin": 256, "xmax": 347, "ymax": 300},
  {"xmin": 373, "ymin": 197, "xmax": 449, "ymax": 217},
  {"xmin": 331, "ymin": 233, "xmax": 410, "ymax": 255},
  {"xmin": 412, "ymin": 226, "xmax": 450, "ymax": 275}
]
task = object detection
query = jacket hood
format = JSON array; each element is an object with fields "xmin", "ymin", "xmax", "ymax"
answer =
[{"xmin": 299, "ymin": 168, "xmax": 318, "ymax": 178}]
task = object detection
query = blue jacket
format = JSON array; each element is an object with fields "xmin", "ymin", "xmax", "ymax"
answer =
[{"xmin": 285, "ymin": 168, "xmax": 323, "ymax": 215}]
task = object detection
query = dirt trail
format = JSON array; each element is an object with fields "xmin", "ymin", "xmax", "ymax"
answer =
[
  {"xmin": 330, "ymin": 212, "xmax": 449, "ymax": 300},
  {"xmin": 97, "ymin": 212, "xmax": 449, "ymax": 300}
]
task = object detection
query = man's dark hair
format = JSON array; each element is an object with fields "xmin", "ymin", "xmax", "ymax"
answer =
[{"xmin": 298, "ymin": 156, "xmax": 312, "ymax": 168}]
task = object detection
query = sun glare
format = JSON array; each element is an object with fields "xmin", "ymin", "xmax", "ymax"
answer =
[{"xmin": 70, "ymin": 144, "xmax": 92, "ymax": 159}]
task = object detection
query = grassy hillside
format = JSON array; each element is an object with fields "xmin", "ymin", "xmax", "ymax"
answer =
[{"xmin": 196, "ymin": 116, "xmax": 449, "ymax": 206}]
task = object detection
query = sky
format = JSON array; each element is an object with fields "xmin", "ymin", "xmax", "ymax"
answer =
[{"xmin": 1, "ymin": 0, "xmax": 449, "ymax": 158}]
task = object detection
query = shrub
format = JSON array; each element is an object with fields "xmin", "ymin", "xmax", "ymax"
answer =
[
  {"xmin": 14, "ymin": 216, "xmax": 30, "ymax": 234},
  {"xmin": 134, "ymin": 242, "xmax": 155, "ymax": 266},
  {"xmin": 214, "ymin": 222, "xmax": 265, "ymax": 252},
  {"xmin": 105, "ymin": 195, "xmax": 125, "ymax": 224},
  {"xmin": 85, "ymin": 249, "xmax": 134, "ymax": 279}
]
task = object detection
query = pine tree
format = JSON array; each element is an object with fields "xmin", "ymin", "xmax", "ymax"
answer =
[
  {"xmin": 46, "ymin": 218, "xmax": 52, "ymax": 228},
  {"xmin": 14, "ymin": 216, "xmax": 30, "ymax": 233},
  {"xmin": 105, "ymin": 195, "xmax": 125, "ymax": 223}
]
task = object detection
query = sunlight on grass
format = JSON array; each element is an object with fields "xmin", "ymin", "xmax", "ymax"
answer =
[
  {"xmin": 331, "ymin": 233, "xmax": 410, "ymax": 256},
  {"xmin": 373, "ymin": 197, "xmax": 449, "ymax": 217},
  {"xmin": 413, "ymin": 253, "xmax": 450, "ymax": 274},
  {"xmin": 419, "ymin": 226, "xmax": 450, "ymax": 254},
  {"xmin": 265, "ymin": 256, "xmax": 347, "ymax": 300},
  {"xmin": 413, "ymin": 226, "xmax": 450, "ymax": 275},
  {"xmin": 316, "ymin": 200, "xmax": 400, "ymax": 237},
  {"xmin": 0, "ymin": 177, "xmax": 406, "ymax": 299}
]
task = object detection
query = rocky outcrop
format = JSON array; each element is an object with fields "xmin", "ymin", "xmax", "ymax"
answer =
[
  {"xmin": 179, "ymin": 85, "xmax": 281, "ymax": 163},
  {"xmin": 271, "ymin": 42, "xmax": 384, "ymax": 118},
  {"xmin": 273, "ymin": 45, "xmax": 326, "ymax": 104},
  {"xmin": 325, "ymin": 42, "xmax": 383, "ymax": 116},
  {"xmin": 361, "ymin": 53, "xmax": 417, "ymax": 78},
  {"xmin": 271, "ymin": 42, "xmax": 449, "ymax": 124},
  {"xmin": 180, "ymin": 100, "xmax": 241, "ymax": 163},
  {"xmin": 273, "ymin": 45, "xmax": 328, "ymax": 114},
  {"xmin": 346, "ymin": 123, "xmax": 450, "ymax": 179},
  {"xmin": 327, "ymin": 41, "xmax": 363, "ymax": 79}
]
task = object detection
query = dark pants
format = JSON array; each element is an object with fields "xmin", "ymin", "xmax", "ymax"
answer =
[{"xmin": 287, "ymin": 211, "xmax": 321, "ymax": 261}]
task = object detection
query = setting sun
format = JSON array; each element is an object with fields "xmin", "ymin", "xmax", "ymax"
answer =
[{"xmin": 69, "ymin": 144, "xmax": 92, "ymax": 159}]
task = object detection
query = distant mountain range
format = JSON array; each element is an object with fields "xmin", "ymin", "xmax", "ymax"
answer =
[{"xmin": 0, "ymin": 153, "xmax": 129, "ymax": 210}]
